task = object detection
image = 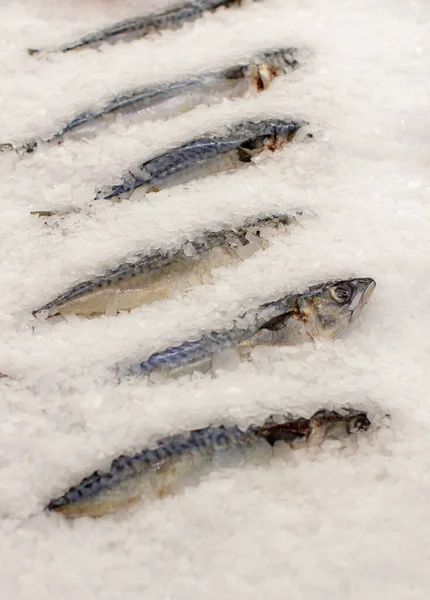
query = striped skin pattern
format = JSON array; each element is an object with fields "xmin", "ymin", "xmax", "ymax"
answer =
[
  {"xmin": 20, "ymin": 49, "xmax": 298, "ymax": 154},
  {"xmin": 95, "ymin": 119, "xmax": 303, "ymax": 200},
  {"xmin": 28, "ymin": 0, "xmax": 243, "ymax": 55},
  {"xmin": 33, "ymin": 214, "xmax": 294, "ymax": 317},
  {"xmin": 47, "ymin": 409, "xmax": 371, "ymax": 518},
  {"xmin": 120, "ymin": 278, "xmax": 376, "ymax": 379}
]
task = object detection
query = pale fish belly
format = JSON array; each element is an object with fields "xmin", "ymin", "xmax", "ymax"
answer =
[
  {"xmin": 113, "ymin": 74, "xmax": 251, "ymax": 121},
  {"xmin": 33, "ymin": 214, "xmax": 293, "ymax": 318},
  {"xmin": 53, "ymin": 75, "xmax": 251, "ymax": 145},
  {"xmin": 52, "ymin": 451, "xmax": 212, "ymax": 518},
  {"xmin": 50, "ymin": 242, "xmax": 262, "ymax": 317},
  {"xmin": 48, "ymin": 431, "xmax": 271, "ymax": 518},
  {"xmin": 125, "ymin": 150, "xmax": 247, "ymax": 201}
]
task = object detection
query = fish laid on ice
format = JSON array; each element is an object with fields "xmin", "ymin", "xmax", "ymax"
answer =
[
  {"xmin": 119, "ymin": 277, "xmax": 376, "ymax": 379},
  {"xmin": 31, "ymin": 118, "xmax": 305, "ymax": 217},
  {"xmin": 33, "ymin": 213, "xmax": 296, "ymax": 318},
  {"xmin": 14, "ymin": 49, "xmax": 298, "ymax": 155},
  {"xmin": 96, "ymin": 118, "xmax": 304, "ymax": 201},
  {"xmin": 28, "ymin": 0, "xmax": 244, "ymax": 55},
  {"xmin": 47, "ymin": 408, "xmax": 371, "ymax": 518}
]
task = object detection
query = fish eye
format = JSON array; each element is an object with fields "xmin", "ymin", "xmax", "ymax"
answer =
[{"xmin": 330, "ymin": 283, "xmax": 353, "ymax": 304}]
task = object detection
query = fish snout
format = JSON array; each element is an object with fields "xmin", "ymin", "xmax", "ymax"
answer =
[{"xmin": 349, "ymin": 278, "xmax": 376, "ymax": 315}]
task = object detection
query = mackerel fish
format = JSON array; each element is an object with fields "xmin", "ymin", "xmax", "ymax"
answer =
[
  {"xmin": 14, "ymin": 49, "xmax": 297, "ymax": 155},
  {"xmin": 119, "ymin": 277, "xmax": 376, "ymax": 379},
  {"xmin": 28, "ymin": 0, "xmax": 243, "ymax": 55},
  {"xmin": 33, "ymin": 213, "xmax": 295, "ymax": 318},
  {"xmin": 47, "ymin": 408, "xmax": 371, "ymax": 518},
  {"xmin": 95, "ymin": 118, "xmax": 304, "ymax": 201},
  {"xmin": 31, "ymin": 118, "xmax": 304, "ymax": 217}
]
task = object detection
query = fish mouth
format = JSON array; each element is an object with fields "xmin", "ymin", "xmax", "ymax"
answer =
[
  {"xmin": 361, "ymin": 278, "xmax": 376, "ymax": 304},
  {"xmin": 349, "ymin": 278, "xmax": 376, "ymax": 316}
]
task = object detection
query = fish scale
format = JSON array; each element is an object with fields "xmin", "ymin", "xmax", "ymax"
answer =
[{"xmin": 47, "ymin": 409, "xmax": 371, "ymax": 518}]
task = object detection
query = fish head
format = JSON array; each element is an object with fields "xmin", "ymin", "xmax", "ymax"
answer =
[
  {"xmin": 257, "ymin": 48, "xmax": 298, "ymax": 71},
  {"xmin": 254, "ymin": 49, "xmax": 298, "ymax": 89},
  {"xmin": 273, "ymin": 120, "xmax": 303, "ymax": 146},
  {"xmin": 315, "ymin": 408, "xmax": 372, "ymax": 439},
  {"xmin": 297, "ymin": 277, "xmax": 376, "ymax": 339},
  {"xmin": 279, "ymin": 48, "xmax": 298, "ymax": 67},
  {"xmin": 263, "ymin": 119, "xmax": 308, "ymax": 150},
  {"xmin": 269, "ymin": 48, "xmax": 298, "ymax": 71}
]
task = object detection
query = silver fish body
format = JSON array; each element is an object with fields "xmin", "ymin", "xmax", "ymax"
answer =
[
  {"xmin": 28, "ymin": 0, "xmax": 242, "ymax": 55},
  {"xmin": 121, "ymin": 277, "xmax": 376, "ymax": 379},
  {"xmin": 33, "ymin": 214, "xmax": 294, "ymax": 318},
  {"xmin": 46, "ymin": 408, "xmax": 371, "ymax": 518},
  {"xmin": 17, "ymin": 49, "xmax": 297, "ymax": 154},
  {"xmin": 96, "ymin": 118, "xmax": 304, "ymax": 201}
]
